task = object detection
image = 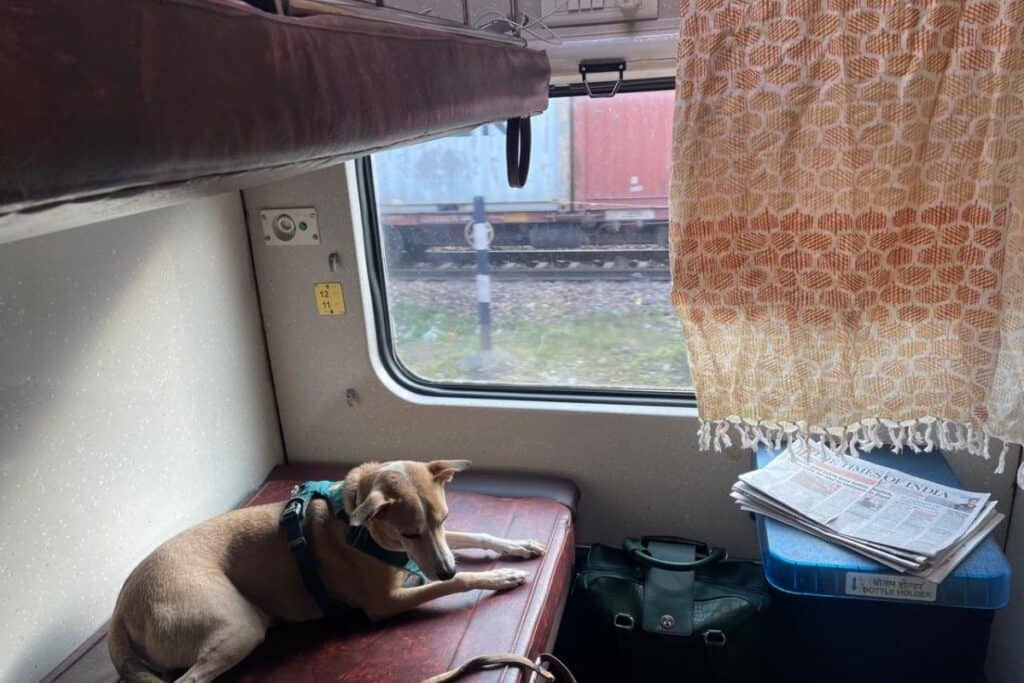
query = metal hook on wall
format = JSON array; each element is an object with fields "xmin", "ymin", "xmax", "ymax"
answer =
[{"xmin": 506, "ymin": 116, "xmax": 531, "ymax": 188}]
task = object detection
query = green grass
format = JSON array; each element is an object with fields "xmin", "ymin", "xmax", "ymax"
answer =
[{"xmin": 390, "ymin": 300, "xmax": 692, "ymax": 390}]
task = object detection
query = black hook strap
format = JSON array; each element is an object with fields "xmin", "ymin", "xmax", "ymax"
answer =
[{"xmin": 506, "ymin": 116, "xmax": 531, "ymax": 188}]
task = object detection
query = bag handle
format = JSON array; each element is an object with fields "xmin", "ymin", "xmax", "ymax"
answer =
[{"xmin": 624, "ymin": 536, "xmax": 727, "ymax": 571}]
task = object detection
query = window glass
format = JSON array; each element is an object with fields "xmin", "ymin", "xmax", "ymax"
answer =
[{"xmin": 371, "ymin": 90, "xmax": 692, "ymax": 392}]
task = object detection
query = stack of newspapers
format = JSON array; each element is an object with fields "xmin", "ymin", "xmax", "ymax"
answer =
[{"xmin": 732, "ymin": 441, "xmax": 1003, "ymax": 583}]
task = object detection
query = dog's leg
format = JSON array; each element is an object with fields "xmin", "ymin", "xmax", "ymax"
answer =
[
  {"xmin": 365, "ymin": 569, "xmax": 528, "ymax": 621},
  {"xmin": 169, "ymin": 581, "xmax": 270, "ymax": 683},
  {"xmin": 446, "ymin": 530, "xmax": 546, "ymax": 558},
  {"xmin": 172, "ymin": 616, "xmax": 267, "ymax": 683}
]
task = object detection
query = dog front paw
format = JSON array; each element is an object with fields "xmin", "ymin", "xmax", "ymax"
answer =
[
  {"xmin": 495, "ymin": 538, "xmax": 546, "ymax": 559},
  {"xmin": 464, "ymin": 568, "xmax": 528, "ymax": 591}
]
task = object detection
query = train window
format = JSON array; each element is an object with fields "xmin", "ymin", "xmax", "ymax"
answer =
[{"xmin": 369, "ymin": 90, "xmax": 693, "ymax": 394}]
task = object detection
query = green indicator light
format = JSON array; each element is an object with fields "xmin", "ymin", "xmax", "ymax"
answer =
[{"xmin": 299, "ymin": 221, "xmax": 308, "ymax": 231}]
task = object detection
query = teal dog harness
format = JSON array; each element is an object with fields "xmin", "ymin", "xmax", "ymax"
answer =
[{"xmin": 280, "ymin": 480, "xmax": 426, "ymax": 620}]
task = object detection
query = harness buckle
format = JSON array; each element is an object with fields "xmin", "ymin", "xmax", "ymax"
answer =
[{"xmin": 282, "ymin": 497, "xmax": 304, "ymax": 522}]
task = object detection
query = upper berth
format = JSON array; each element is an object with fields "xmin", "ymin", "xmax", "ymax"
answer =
[{"xmin": 0, "ymin": 0, "xmax": 548, "ymax": 240}]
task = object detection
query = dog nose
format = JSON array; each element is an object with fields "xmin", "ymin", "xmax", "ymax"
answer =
[{"xmin": 438, "ymin": 567, "xmax": 456, "ymax": 581}]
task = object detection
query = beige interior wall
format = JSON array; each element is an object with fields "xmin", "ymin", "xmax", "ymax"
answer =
[
  {"xmin": 242, "ymin": 163, "xmax": 1019, "ymax": 554},
  {"xmin": 0, "ymin": 193, "xmax": 282, "ymax": 681}
]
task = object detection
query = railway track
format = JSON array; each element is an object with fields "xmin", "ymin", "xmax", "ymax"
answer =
[
  {"xmin": 391, "ymin": 267, "xmax": 670, "ymax": 281},
  {"xmin": 421, "ymin": 245, "xmax": 668, "ymax": 263},
  {"xmin": 391, "ymin": 245, "xmax": 671, "ymax": 281}
]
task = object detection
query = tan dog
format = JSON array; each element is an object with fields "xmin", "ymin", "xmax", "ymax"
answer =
[{"xmin": 108, "ymin": 460, "xmax": 545, "ymax": 682}]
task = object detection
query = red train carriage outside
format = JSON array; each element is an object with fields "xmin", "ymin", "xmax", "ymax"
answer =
[{"xmin": 375, "ymin": 90, "xmax": 675, "ymax": 260}]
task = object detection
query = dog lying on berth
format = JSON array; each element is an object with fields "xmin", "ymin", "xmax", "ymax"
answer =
[{"xmin": 108, "ymin": 460, "xmax": 545, "ymax": 682}]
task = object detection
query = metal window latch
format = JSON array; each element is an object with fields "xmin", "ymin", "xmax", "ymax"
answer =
[{"xmin": 579, "ymin": 59, "xmax": 626, "ymax": 98}]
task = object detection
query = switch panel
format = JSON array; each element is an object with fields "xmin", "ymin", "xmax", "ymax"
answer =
[
  {"xmin": 261, "ymin": 208, "xmax": 321, "ymax": 246},
  {"xmin": 541, "ymin": 0, "xmax": 657, "ymax": 26}
]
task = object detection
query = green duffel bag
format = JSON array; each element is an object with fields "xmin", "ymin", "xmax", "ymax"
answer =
[{"xmin": 559, "ymin": 536, "xmax": 770, "ymax": 682}]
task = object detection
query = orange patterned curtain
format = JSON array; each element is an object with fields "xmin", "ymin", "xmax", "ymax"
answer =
[{"xmin": 670, "ymin": 0, "xmax": 1024, "ymax": 477}]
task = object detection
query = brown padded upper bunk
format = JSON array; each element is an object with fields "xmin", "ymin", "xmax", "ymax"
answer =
[{"xmin": 0, "ymin": 0, "xmax": 549, "ymax": 227}]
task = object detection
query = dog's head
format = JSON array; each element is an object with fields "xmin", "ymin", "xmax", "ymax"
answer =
[{"xmin": 344, "ymin": 459, "xmax": 469, "ymax": 581}]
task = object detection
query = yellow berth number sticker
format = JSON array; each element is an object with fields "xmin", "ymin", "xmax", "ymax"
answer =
[{"xmin": 315, "ymin": 282, "xmax": 345, "ymax": 316}]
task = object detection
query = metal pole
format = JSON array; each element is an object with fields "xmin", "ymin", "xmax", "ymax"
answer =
[{"xmin": 472, "ymin": 196, "xmax": 492, "ymax": 351}]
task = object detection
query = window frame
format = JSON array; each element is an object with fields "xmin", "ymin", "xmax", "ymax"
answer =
[{"xmin": 357, "ymin": 77, "xmax": 697, "ymax": 408}]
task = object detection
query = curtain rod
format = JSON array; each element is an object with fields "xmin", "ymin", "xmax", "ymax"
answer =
[{"xmin": 289, "ymin": 0, "xmax": 527, "ymax": 47}]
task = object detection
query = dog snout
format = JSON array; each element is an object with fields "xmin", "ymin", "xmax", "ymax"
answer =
[
  {"xmin": 437, "ymin": 552, "xmax": 457, "ymax": 580},
  {"xmin": 428, "ymin": 534, "xmax": 457, "ymax": 581}
]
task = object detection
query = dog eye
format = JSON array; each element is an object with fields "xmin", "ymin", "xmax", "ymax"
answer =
[{"xmin": 401, "ymin": 532, "xmax": 422, "ymax": 539}]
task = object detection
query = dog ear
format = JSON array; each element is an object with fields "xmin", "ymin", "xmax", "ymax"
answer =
[
  {"xmin": 350, "ymin": 490, "xmax": 392, "ymax": 526},
  {"xmin": 428, "ymin": 459, "xmax": 471, "ymax": 484}
]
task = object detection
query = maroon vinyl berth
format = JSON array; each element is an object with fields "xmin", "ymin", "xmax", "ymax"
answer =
[{"xmin": 43, "ymin": 465, "xmax": 577, "ymax": 682}]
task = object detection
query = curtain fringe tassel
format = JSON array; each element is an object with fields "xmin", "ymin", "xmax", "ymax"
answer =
[{"xmin": 701, "ymin": 416, "xmax": 1022, "ymax": 481}]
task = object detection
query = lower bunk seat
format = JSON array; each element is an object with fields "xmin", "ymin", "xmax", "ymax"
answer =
[{"xmin": 43, "ymin": 464, "xmax": 578, "ymax": 682}]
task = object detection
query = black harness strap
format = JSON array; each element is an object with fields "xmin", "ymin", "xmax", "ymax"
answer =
[
  {"xmin": 280, "ymin": 495, "xmax": 356, "ymax": 621},
  {"xmin": 280, "ymin": 480, "xmax": 425, "ymax": 621}
]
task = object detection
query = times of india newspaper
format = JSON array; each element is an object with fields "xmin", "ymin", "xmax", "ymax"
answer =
[{"xmin": 732, "ymin": 441, "xmax": 1002, "ymax": 583}]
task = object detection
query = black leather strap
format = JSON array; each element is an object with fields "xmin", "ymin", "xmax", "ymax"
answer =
[
  {"xmin": 641, "ymin": 540, "xmax": 697, "ymax": 636},
  {"xmin": 506, "ymin": 117, "xmax": 531, "ymax": 188}
]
